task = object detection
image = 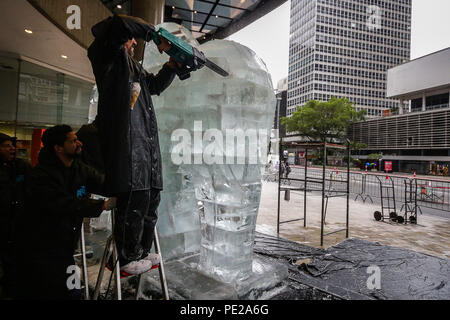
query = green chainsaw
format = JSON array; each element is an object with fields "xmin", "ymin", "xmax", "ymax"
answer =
[{"xmin": 151, "ymin": 27, "xmax": 229, "ymax": 80}]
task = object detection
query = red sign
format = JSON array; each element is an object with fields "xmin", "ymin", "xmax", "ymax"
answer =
[
  {"xmin": 31, "ymin": 129, "xmax": 44, "ymax": 167},
  {"xmin": 384, "ymin": 161, "xmax": 392, "ymax": 172}
]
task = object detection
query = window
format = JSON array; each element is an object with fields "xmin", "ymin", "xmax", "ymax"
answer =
[{"xmin": 0, "ymin": 56, "xmax": 94, "ymax": 164}]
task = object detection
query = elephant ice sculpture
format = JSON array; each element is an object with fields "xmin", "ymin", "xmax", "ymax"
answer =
[{"xmin": 143, "ymin": 23, "xmax": 276, "ymax": 284}]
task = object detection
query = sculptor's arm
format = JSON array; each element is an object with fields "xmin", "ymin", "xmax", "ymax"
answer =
[
  {"xmin": 146, "ymin": 62, "xmax": 177, "ymax": 96},
  {"xmin": 145, "ymin": 34, "xmax": 180, "ymax": 95},
  {"xmin": 91, "ymin": 14, "xmax": 155, "ymax": 52},
  {"xmin": 88, "ymin": 15, "xmax": 155, "ymax": 82}
]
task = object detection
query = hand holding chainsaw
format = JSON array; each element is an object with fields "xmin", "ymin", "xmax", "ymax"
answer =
[{"xmin": 151, "ymin": 27, "xmax": 229, "ymax": 80}]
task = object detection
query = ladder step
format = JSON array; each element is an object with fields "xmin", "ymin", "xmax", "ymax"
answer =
[
  {"xmin": 105, "ymin": 262, "xmax": 160, "ymax": 279},
  {"xmin": 74, "ymin": 251, "xmax": 94, "ymax": 258},
  {"xmin": 88, "ymin": 209, "xmax": 169, "ymax": 300}
]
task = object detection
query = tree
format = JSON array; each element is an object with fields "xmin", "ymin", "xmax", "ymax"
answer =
[
  {"xmin": 343, "ymin": 155, "xmax": 362, "ymax": 167},
  {"xmin": 349, "ymin": 141, "xmax": 367, "ymax": 157},
  {"xmin": 390, "ymin": 106, "xmax": 399, "ymax": 115},
  {"xmin": 281, "ymin": 98, "xmax": 365, "ymax": 144},
  {"xmin": 367, "ymin": 153, "xmax": 382, "ymax": 161},
  {"xmin": 350, "ymin": 141, "xmax": 367, "ymax": 151}
]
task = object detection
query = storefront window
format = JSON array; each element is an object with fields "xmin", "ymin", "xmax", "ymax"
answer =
[
  {"xmin": 62, "ymin": 74, "xmax": 93, "ymax": 126},
  {"xmin": 17, "ymin": 61, "xmax": 60, "ymax": 125},
  {"xmin": 0, "ymin": 55, "xmax": 94, "ymax": 165}
]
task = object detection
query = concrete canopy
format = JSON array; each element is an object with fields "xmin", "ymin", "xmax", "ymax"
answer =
[
  {"xmin": 0, "ymin": 0, "xmax": 96, "ymax": 82},
  {"xmin": 101, "ymin": 0, "xmax": 288, "ymax": 42},
  {"xmin": 0, "ymin": 0, "xmax": 288, "ymax": 82},
  {"xmin": 386, "ymin": 47, "xmax": 450, "ymax": 100}
]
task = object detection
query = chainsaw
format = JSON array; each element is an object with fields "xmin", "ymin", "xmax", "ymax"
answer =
[{"xmin": 152, "ymin": 27, "xmax": 229, "ymax": 80}]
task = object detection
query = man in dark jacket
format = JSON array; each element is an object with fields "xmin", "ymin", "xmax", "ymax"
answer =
[
  {"xmin": 88, "ymin": 15, "xmax": 180, "ymax": 274},
  {"xmin": 14, "ymin": 125, "xmax": 115, "ymax": 300},
  {"xmin": 0, "ymin": 133, "xmax": 31, "ymax": 299},
  {"xmin": 285, "ymin": 162, "xmax": 291, "ymax": 178}
]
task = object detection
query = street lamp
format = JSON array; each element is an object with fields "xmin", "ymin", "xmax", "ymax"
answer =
[
  {"xmin": 276, "ymin": 93, "xmax": 282, "ymax": 234},
  {"xmin": 276, "ymin": 94, "xmax": 282, "ymax": 160}
]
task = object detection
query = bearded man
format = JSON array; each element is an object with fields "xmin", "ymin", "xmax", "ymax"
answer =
[{"xmin": 13, "ymin": 125, "xmax": 115, "ymax": 300}]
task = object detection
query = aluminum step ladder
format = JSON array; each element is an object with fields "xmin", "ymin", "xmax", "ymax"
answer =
[
  {"xmin": 79, "ymin": 208, "xmax": 169, "ymax": 300},
  {"xmin": 75, "ymin": 223, "xmax": 92, "ymax": 300}
]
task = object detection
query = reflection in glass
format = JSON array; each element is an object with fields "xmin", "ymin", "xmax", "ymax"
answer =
[{"xmin": 0, "ymin": 56, "xmax": 93, "ymax": 164}]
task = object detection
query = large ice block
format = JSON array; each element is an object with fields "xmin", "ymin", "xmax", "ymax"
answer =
[{"xmin": 143, "ymin": 22, "xmax": 276, "ymax": 287}]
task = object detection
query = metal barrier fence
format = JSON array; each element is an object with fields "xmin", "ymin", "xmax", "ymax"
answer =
[{"xmin": 280, "ymin": 167, "xmax": 450, "ymax": 213}]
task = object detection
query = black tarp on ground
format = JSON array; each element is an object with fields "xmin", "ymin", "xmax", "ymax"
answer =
[{"xmin": 254, "ymin": 232, "xmax": 450, "ymax": 300}]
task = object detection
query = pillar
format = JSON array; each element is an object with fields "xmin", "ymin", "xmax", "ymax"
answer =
[
  {"xmin": 131, "ymin": 0, "xmax": 165, "ymax": 61},
  {"xmin": 422, "ymin": 95, "xmax": 426, "ymax": 112},
  {"xmin": 131, "ymin": 0, "xmax": 164, "ymax": 25}
]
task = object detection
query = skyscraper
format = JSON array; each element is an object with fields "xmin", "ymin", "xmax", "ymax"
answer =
[{"xmin": 287, "ymin": 0, "xmax": 411, "ymax": 118}]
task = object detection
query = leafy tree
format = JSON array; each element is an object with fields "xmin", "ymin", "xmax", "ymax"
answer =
[
  {"xmin": 349, "ymin": 141, "xmax": 367, "ymax": 151},
  {"xmin": 349, "ymin": 141, "xmax": 367, "ymax": 156},
  {"xmin": 281, "ymin": 98, "xmax": 365, "ymax": 144},
  {"xmin": 390, "ymin": 106, "xmax": 399, "ymax": 115},
  {"xmin": 367, "ymin": 153, "xmax": 383, "ymax": 161},
  {"xmin": 343, "ymin": 155, "xmax": 362, "ymax": 167}
]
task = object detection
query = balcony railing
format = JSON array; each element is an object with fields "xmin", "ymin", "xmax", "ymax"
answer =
[{"xmin": 425, "ymin": 103, "xmax": 449, "ymax": 111}]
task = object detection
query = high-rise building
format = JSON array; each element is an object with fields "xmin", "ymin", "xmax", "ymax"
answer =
[
  {"xmin": 287, "ymin": 0, "xmax": 411, "ymax": 118},
  {"xmin": 275, "ymin": 77, "xmax": 288, "ymax": 136}
]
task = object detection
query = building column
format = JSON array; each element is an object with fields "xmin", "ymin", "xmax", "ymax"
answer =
[
  {"xmin": 131, "ymin": 0, "xmax": 165, "ymax": 60},
  {"xmin": 131, "ymin": 0, "xmax": 164, "ymax": 25},
  {"xmin": 422, "ymin": 95, "xmax": 426, "ymax": 111},
  {"xmin": 399, "ymin": 99, "xmax": 404, "ymax": 114}
]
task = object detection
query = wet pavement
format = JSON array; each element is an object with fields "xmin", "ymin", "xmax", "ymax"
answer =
[
  {"xmin": 257, "ymin": 181, "xmax": 450, "ymax": 259},
  {"xmin": 80, "ymin": 180, "xmax": 450, "ymax": 300}
]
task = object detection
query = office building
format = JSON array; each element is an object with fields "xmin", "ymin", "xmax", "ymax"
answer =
[
  {"xmin": 349, "ymin": 47, "xmax": 450, "ymax": 174},
  {"xmin": 288, "ymin": 0, "xmax": 411, "ymax": 118}
]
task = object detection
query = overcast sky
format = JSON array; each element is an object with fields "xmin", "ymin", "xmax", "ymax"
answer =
[{"xmin": 227, "ymin": 0, "xmax": 450, "ymax": 88}]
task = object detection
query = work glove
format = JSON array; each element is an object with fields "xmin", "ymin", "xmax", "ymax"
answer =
[{"xmin": 103, "ymin": 197, "xmax": 117, "ymax": 211}]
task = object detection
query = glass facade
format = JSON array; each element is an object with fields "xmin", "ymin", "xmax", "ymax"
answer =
[
  {"xmin": 0, "ymin": 55, "xmax": 93, "ymax": 165},
  {"xmin": 426, "ymin": 93, "xmax": 449, "ymax": 110},
  {"xmin": 288, "ymin": 0, "xmax": 412, "ymax": 118}
]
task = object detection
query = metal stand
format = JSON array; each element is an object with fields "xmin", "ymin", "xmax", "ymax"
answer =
[
  {"xmin": 92, "ymin": 208, "xmax": 169, "ymax": 300},
  {"xmin": 400, "ymin": 178, "xmax": 422, "ymax": 224},
  {"xmin": 134, "ymin": 228, "xmax": 169, "ymax": 300},
  {"xmin": 276, "ymin": 140, "xmax": 350, "ymax": 247},
  {"xmin": 277, "ymin": 138, "xmax": 305, "ymax": 234},
  {"xmin": 75, "ymin": 223, "xmax": 92, "ymax": 300},
  {"xmin": 92, "ymin": 209, "xmax": 122, "ymax": 300},
  {"xmin": 320, "ymin": 142, "xmax": 350, "ymax": 246},
  {"xmin": 354, "ymin": 173, "xmax": 373, "ymax": 203}
]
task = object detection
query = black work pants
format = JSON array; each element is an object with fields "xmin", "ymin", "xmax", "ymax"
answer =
[{"xmin": 114, "ymin": 189, "xmax": 160, "ymax": 266}]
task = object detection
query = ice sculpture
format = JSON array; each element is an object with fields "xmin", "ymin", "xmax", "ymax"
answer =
[
  {"xmin": 143, "ymin": 23, "xmax": 276, "ymax": 285},
  {"xmin": 87, "ymin": 85, "xmax": 98, "ymax": 124}
]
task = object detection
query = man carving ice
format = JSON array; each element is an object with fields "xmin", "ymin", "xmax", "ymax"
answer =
[{"xmin": 88, "ymin": 15, "xmax": 182, "ymax": 275}]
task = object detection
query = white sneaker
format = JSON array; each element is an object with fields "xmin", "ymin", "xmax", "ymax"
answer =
[
  {"xmin": 120, "ymin": 259, "xmax": 153, "ymax": 275},
  {"xmin": 142, "ymin": 253, "xmax": 160, "ymax": 266}
]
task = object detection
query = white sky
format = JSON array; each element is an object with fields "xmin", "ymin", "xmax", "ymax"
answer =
[{"xmin": 227, "ymin": 0, "xmax": 450, "ymax": 88}]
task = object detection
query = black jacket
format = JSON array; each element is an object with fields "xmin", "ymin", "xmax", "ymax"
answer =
[
  {"xmin": 0, "ymin": 158, "xmax": 31, "ymax": 247},
  {"xmin": 87, "ymin": 15, "xmax": 176, "ymax": 195},
  {"xmin": 15, "ymin": 148, "xmax": 105, "ymax": 258},
  {"xmin": 76, "ymin": 119, "xmax": 104, "ymax": 173}
]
